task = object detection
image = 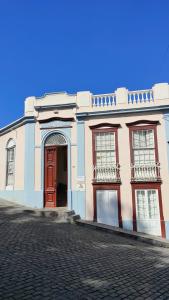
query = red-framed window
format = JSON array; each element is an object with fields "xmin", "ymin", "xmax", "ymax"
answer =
[
  {"xmin": 130, "ymin": 125, "xmax": 159, "ymax": 165},
  {"xmin": 127, "ymin": 121, "xmax": 160, "ymax": 182},
  {"xmin": 131, "ymin": 183, "xmax": 165, "ymax": 238},
  {"xmin": 90, "ymin": 124, "xmax": 120, "ymax": 183}
]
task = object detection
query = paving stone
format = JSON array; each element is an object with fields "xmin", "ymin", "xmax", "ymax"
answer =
[{"xmin": 0, "ymin": 201, "xmax": 169, "ymax": 299}]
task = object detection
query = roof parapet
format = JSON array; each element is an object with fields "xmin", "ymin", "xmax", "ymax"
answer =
[{"xmin": 24, "ymin": 83, "xmax": 169, "ymax": 116}]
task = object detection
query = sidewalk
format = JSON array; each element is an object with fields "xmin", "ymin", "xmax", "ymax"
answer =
[{"xmin": 76, "ymin": 219, "xmax": 169, "ymax": 248}]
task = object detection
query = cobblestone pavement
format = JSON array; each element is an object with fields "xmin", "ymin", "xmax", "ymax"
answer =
[{"xmin": 0, "ymin": 202, "xmax": 169, "ymax": 299}]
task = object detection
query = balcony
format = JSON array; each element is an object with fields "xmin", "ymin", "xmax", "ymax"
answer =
[
  {"xmin": 131, "ymin": 162, "xmax": 161, "ymax": 182},
  {"xmin": 93, "ymin": 164, "xmax": 120, "ymax": 183}
]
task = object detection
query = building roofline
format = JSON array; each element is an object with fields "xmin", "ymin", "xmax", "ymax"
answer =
[
  {"xmin": 35, "ymin": 91, "xmax": 76, "ymax": 100},
  {"xmin": 76, "ymin": 105, "xmax": 169, "ymax": 119},
  {"xmin": 0, "ymin": 116, "xmax": 35, "ymax": 136}
]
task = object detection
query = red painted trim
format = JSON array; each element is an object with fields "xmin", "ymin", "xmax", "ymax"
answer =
[
  {"xmin": 91, "ymin": 126, "xmax": 122, "ymax": 227},
  {"xmin": 131, "ymin": 182, "xmax": 166, "ymax": 238},
  {"xmin": 154, "ymin": 125, "xmax": 159, "ymax": 163},
  {"xmin": 44, "ymin": 146, "xmax": 57, "ymax": 208},
  {"xmin": 128, "ymin": 124, "xmax": 160, "ymax": 181},
  {"xmin": 126, "ymin": 120, "xmax": 160, "ymax": 127},
  {"xmin": 132, "ymin": 186, "xmax": 137, "ymax": 231},
  {"xmin": 158, "ymin": 187, "xmax": 166, "ymax": 238},
  {"xmin": 44, "ymin": 145, "xmax": 68, "ymax": 208},
  {"xmin": 92, "ymin": 127, "xmax": 119, "ymax": 166},
  {"xmin": 63, "ymin": 145, "xmax": 68, "ymax": 207},
  {"xmin": 55, "ymin": 147, "xmax": 58, "ymax": 207},
  {"xmin": 93, "ymin": 183, "xmax": 122, "ymax": 228},
  {"xmin": 89, "ymin": 123, "xmax": 121, "ymax": 129}
]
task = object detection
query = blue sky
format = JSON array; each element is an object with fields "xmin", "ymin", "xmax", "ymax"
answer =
[{"xmin": 0, "ymin": 0, "xmax": 169, "ymax": 127}]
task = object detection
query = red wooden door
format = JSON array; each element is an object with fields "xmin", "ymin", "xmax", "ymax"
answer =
[{"xmin": 44, "ymin": 146, "xmax": 57, "ymax": 207}]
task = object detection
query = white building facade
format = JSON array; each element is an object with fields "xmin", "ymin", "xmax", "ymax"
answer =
[{"xmin": 1, "ymin": 82, "xmax": 169, "ymax": 239}]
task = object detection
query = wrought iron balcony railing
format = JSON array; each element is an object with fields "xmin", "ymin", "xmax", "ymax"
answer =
[
  {"xmin": 131, "ymin": 162, "xmax": 161, "ymax": 182},
  {"xmin": 93, "ymin": 164, "xmax": 120, "ymax": 183}
]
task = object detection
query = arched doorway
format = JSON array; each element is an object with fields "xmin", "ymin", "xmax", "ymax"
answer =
[{"xmin": 44, "ymin": 133, "xmax": 68, "ymax": 208}]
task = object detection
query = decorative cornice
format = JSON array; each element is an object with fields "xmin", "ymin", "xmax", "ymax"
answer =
[
  {"xmin": 0, "ymin": 116, "xmax": 35, "ymax": 136},
  {"xmin": 35, "ymin": 103, "xmax": 76, "ymax": 111},
  {"xmin": 76, "ymin": 105, "xmax": 169, "ymax": 119},
  {"xmin": 89, "ymin": 123, "xmax": 121, "ymax": 129},
  {"xmin": 126, "ymin": 120, "xmax": 160, "ymax": 127},
  {"xmin": 38, "ymin": 117, "xmax": 75, "ymax": 123}
]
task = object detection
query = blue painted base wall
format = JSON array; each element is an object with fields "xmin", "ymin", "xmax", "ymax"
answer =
[
  {"xmin": 72, "ymin": 191, "xmax": 86, "ymax": 219},
  {"xmin": 0, "ymin": 189, "xmax": 86, "ymax": 218},
  {"xmin": 0, "ymin": 190, "xmax": 24, "ymax": 205},
  {"xmin": 123, "ymin": 220, "xmax": 169, "ymax": 240},
  {"xmin": 122, "ymin": 220, "xmax": 133, "ymax": 231},
  {"xmin": 0, "ymin": 190, "xmax": 43, "ymax": 208},
  {"xmin": 165, "ymin": 221, "xmax": 169, "ymax": 240}
]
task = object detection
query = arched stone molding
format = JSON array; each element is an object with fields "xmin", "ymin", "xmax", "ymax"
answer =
[{"xmin": 41, "ymin": 130, "xmax": 72, "ymax": 209}]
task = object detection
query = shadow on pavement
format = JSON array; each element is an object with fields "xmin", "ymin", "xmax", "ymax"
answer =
[{"xmin": 0, "ymin": 201, "xmax": 169, "ymax": 299}]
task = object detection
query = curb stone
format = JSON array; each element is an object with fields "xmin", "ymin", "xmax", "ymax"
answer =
[{"xmin": 76, "ymin": 220, "xmax": 169, "ymax": 248}]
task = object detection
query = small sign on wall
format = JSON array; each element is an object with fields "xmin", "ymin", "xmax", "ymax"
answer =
[{"xmin": 77, "ymin": 177, "xmax": 85, "ymax": 191}]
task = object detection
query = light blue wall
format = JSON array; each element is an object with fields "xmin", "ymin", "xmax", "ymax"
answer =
[
  {"xmin": 76, "ymin": 120, "xmax": 86, "ymax": 218},
  {"xmin": 23, "ymin": 123, "xmax": 43, "ymax": 208},
  {"xmin": 24, "ymin": 123, "xmax": 35, "ymax": 194},
  {"xmin": 0, "ymin": 190, "xmax": 24, "ymax": 205},
  {"xmin": 122, "ymin": 220, "xmax": 133, "ymax": 231},
  {"xmin": 165, "ymin": 221, "xmax": 169, "ymax": 240},
  {"xmin": 77, "ymin": 121, "xmax": 85, "ymax": 178},
  {"xmin": 0, "ymin": 120, "xmax": 86, "ymax": 218},
  {"xmin": 72, "ymin": 191, "xmax": 85, "ymax": 219}
]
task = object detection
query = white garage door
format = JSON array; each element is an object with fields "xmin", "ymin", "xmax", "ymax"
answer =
[
  {"xmin": 96, "ymin": 190, "xmax": 119, "ymax": 227},
  {"xmin": 136, "ymin": 189, "xmax": 161, "ymax": 236}
]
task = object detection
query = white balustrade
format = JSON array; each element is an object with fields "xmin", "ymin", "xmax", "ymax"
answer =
[
  {"xmin": 91, "ymin": 89, "xmax": 154, "ymax": 108},
  {"xmin": 93, "ymin": 164, "xmax": 120, "ymax": 182},
  {"xmin": 128, "ymin": 89, "xmax": 153, "ymax": 104},
  {"xmin": 131, "ymin": 163, "xmax": 160, "ymax": 181},
  {"xmin": 92, "ymin": 93, "xmax": 116, "ymax": 107}
]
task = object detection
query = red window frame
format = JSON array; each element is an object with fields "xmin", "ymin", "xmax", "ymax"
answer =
[
  {"xmin": 90, "ymin": 124, "xmax": 122, "ymax": 227},
  {"xmin": 91, "ymin": 126, "xmax": 119, "ymax": 171},
  {"xmin": 128, "ymin": 124, "xmax": 159, "ymax": 166},
  {"xmin": 93, "ymin": 183, "xmax": 122, "ymax": 227},
  {"xmin": 131, "ymin": 183, "xmax": 166, "ymax": 238}
]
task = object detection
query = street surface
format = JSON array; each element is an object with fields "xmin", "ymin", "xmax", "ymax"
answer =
[{"xmin": 0, "ymin": 201, "xmax": 169, "ymax": 299}]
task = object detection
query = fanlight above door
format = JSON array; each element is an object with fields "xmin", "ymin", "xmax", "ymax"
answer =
[{"xmin": 45, "ymin": 133, "xmax": 67, "ymax": 146}]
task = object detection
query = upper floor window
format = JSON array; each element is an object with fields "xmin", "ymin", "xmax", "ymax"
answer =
[
  {"xmin": 132, "ymin": 129, "xmax": 155, "ymax": 165},
  {"xmin": 127, "ymin": 121, "xmax": 160, "ymax": 182},
  {"xmin": 6, "ymin": 139, "xmax": 15, "ymax": 187},
  {"xmin": 95, "ymin": 131, "xmax": 116, "ymax": 167},
  {"xmin": 90, "ymin": 124, "xmax": 120, "ymax": 182}
]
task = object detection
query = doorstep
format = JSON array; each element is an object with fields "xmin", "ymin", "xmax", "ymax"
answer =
[{"xmin": 76, "ymin": 220, "xmax": 169, "ymax": 248}]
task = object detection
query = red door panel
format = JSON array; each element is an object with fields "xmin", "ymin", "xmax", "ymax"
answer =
[{"xmin": 44, "ymin": 147, "xmax": 57, "ymax": 207}]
